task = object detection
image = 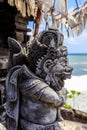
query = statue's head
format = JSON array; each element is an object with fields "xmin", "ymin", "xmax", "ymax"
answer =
[
  {"xmin": 8, "ymin": 29, "xmax": 73, "ymax": 91},
  {"xmin": 27, "ymin": 29, "xmax": 73, "ymax": 91}
]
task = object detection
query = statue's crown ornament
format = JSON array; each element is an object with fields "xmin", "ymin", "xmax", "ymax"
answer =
[{"xmin": 27, "ymin": 29, "xmax": 66, "ymax": 77}]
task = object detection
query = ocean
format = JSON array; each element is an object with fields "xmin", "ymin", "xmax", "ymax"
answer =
[
  {"xmin": 68, "ymin": 54, "xmax": 87, "ymax": 76},
  {"xmin": 65, "ymin": 54, "xmax": 87, "ymax": 113}
]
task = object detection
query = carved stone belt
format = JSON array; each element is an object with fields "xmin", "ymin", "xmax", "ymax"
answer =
[{"xmin": 20, "ymin": 119, "xmax": 62, "ymax": 130}]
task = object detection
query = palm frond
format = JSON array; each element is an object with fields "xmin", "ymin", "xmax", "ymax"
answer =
[{"xmin": 7, "ymin": 0, "xmax": 36, "ymax": 17}]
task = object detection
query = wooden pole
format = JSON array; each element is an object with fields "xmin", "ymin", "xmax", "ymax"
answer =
[{"xmin": 33, "ymin": 5, "xmax": 42, "ymax": 37}]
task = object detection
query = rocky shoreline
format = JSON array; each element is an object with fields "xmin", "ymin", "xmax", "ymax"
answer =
[{"xmin": 61, "ymin": 107, "xmax": 87, "ymax": 123}]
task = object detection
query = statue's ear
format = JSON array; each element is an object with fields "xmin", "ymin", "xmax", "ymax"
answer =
[
  {"xmin": 43, "ymin": 59, "xmax": 53, "ymax": 73},
  {"xmin": 8, "ymin": 37, "xmax": 28, "ymax": 69}
]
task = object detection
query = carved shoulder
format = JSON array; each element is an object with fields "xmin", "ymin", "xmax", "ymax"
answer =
[{"xmin": 19, "ymin": 78, "xmax": 64, "ymax": 107}]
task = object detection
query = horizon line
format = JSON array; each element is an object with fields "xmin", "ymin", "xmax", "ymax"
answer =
[{"xmin": 68, "ymin": 53, "xmax": 87, "ymax": 55}]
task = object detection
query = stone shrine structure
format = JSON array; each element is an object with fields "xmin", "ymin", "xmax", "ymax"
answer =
[
  {"xmin": 0, "ymin": 1, "xmax": 32, "ymax": 121},
  {"xmin": 0, "ymin": 0, "xmax": 32, "ymax": 48},
  {"xmin": 5, "ymin": 28, "xmax": 73, "ymax": 130}
]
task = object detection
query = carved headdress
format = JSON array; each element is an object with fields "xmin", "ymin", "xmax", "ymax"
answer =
[
  {"xmin": 27, "ymin": 28, "xmax": 72, "ymax": 83},
  {"xmin": 8, "ymin": 28, "xmax": 72, "ymax": 86},
  {"xmin": 27, "ymin": 29, "xmax": 64, "ymax": 76}
]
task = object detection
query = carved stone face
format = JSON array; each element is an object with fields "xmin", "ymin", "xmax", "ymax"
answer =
[
  {"xmin": 43, "ymin": 58, "xmax": 65, "ymax": 91},
  {"xmin": 42, "ymin": 56, "xmax": 72, "ymax": 91},
  {"xmin": 36, "ymin": 47, "xmax": 73, "ymax": 91}
]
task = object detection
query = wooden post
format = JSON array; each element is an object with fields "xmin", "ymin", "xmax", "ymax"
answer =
[{"xmin": 34, "ymin": 5, "xmax": 42, "ymax": 37}]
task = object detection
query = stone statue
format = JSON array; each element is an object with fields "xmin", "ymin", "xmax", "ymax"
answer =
[{"xmin": 5, "ymin": 29, "xmax": 73, "ymax": 130}]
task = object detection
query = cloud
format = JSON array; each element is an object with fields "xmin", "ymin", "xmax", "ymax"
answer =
[
  {"xmin": 64, "ymin": 29, "xmax": 87, "ymax": 45},
  {"xmin": 63, "ymin": 28, "xmax": 87, "ymax": 53}
]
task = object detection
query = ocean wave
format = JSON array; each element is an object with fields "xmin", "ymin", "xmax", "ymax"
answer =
[
  {"xmin": 82, "ymin": 68, "xmax": 87, "ymax": 71},
  {"xmin": 70, "ymin": 62, "xmax": 87, "ymax": 65}
]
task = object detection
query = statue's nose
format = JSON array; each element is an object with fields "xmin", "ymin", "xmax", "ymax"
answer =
[{"xmin": 65, "ymin": 65, "xmax": 73, "ymax": 72}]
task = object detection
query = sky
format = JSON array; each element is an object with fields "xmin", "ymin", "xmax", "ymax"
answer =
[
  {"xmin": 64, "ymin": 26, "xmax": 87, "ymax": 54},
  {"xmin": 64, "ymin": 0, "xmax": 87, "ymax": 54},
  {"xmin": 28, "ymin": 0, "xmax": 87, "ymax": 54}
]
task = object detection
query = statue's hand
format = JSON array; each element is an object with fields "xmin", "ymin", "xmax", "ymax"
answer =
[{"xmin": 57, "ymin": 88, "xmax": 68, "ymax": 104}]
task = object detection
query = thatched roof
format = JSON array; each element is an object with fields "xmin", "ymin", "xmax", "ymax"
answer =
[
  {"xmin": 0, "ymin": 0, "xmax": 87, "ymax": 36},
  {"xmin": 0, "ymin": 0, "xmax": 38, "ymax": 18}
]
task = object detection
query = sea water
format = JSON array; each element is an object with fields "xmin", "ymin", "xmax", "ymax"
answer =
[
  {"xmin": 68, "ymin": 54, "xmax": 87, "ymax": 76},
  {"xmin": 65, "ymin": 54, "xmax": 87, "ymax": 112}
]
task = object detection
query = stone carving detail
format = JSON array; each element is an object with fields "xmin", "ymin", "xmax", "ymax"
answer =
[{"xmin": 5, "ymin": 29, "xmax": 73, "ymax": 130}]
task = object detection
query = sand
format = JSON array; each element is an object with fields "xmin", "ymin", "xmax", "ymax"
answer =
[
  {"xmin": 64, "ymin": 75, "xmax": 87, "ymax": 92},
  {"xmin": 64, "ymin": 75, "xmax": 87, "ymax": 113}
]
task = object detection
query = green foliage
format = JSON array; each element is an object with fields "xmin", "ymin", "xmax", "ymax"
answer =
[
  {"xmin": 67, "ymin": 94, "xmax": 73, "ymax": 98},
  {"xmin": 67, "ymin": 90, "xmax": 81, "ymax": 98},
  {"xmin": 76, "ymin": 91, "xmax": 81, "ymax": 96},
  {"xmin": 70, "ymin": 90, "xmax": 76, "ymax": 95},
  {"xmin": 63, "ymin": 90, "xmax": 81, "ymax": 109},
  {"xmin": 64, "ymin": 103, "xmax": 72, "ymax": 109}
]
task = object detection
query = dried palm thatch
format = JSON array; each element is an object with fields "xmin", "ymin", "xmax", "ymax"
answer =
[
  {"xmin": 42, "ymin": 0, "xmax": 87, "ymax": 36},
  {"xmin": 70, "ymin": 1, "xmax": 87, "ymax": 36},
  {"xmin": 0, "ymin": 0, "xmax": 37, "ymax": 18},
  {"xmin": 0, "ymin": 0, "xmax": 55, "ymax": 17},
  {"xmin": 0, "ymin": 0, "xmax": 54, "ymax": 18},
  {"xmin": 0, "ymin": 0, "xmax": 87, "ymax": 36},
  {"xmin": 8, "ymin": 0, "xmax": 37, "ymax": 17},
  {"xmin": 36, "ymin": 0, "xmax": 54, "ymax": 13}
]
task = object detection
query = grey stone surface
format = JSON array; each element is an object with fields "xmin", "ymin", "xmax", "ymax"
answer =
[{"xmin": 5, "ymin": 29, "xmax": 73, "ymax": 130}]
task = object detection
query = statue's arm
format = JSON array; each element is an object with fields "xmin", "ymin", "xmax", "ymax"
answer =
[
  {"xmin": 19, "ymin": 79, "xmax": 64, "ymax": 107},
  {"xmin": 37, "ymin": 85, "xmax": 65, "ymax": 107}
]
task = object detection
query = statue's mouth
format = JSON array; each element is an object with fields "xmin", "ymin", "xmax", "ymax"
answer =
[
  {"xmin": 54, "ymin": 66, "xmax": 73, "ymax": 90},
  {"xmin": 54, "ymin": 73, "xmax": 64, "ymax": 91},
  {"xmin": 62, "ymin": 72, "xmax": 71, "ymax": 79},
  {"xmin": 58, "ymin": 78, "xmax": 64, "ymax": 87}
]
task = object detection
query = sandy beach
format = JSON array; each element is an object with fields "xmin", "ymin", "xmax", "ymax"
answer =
[
  {"xmin": 64, "ymin": 75, "xmax": 87, "ymax": 92},
  {"xmin": 64, "ymin": 75, "xmax": 87, "ymax": 113}
]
